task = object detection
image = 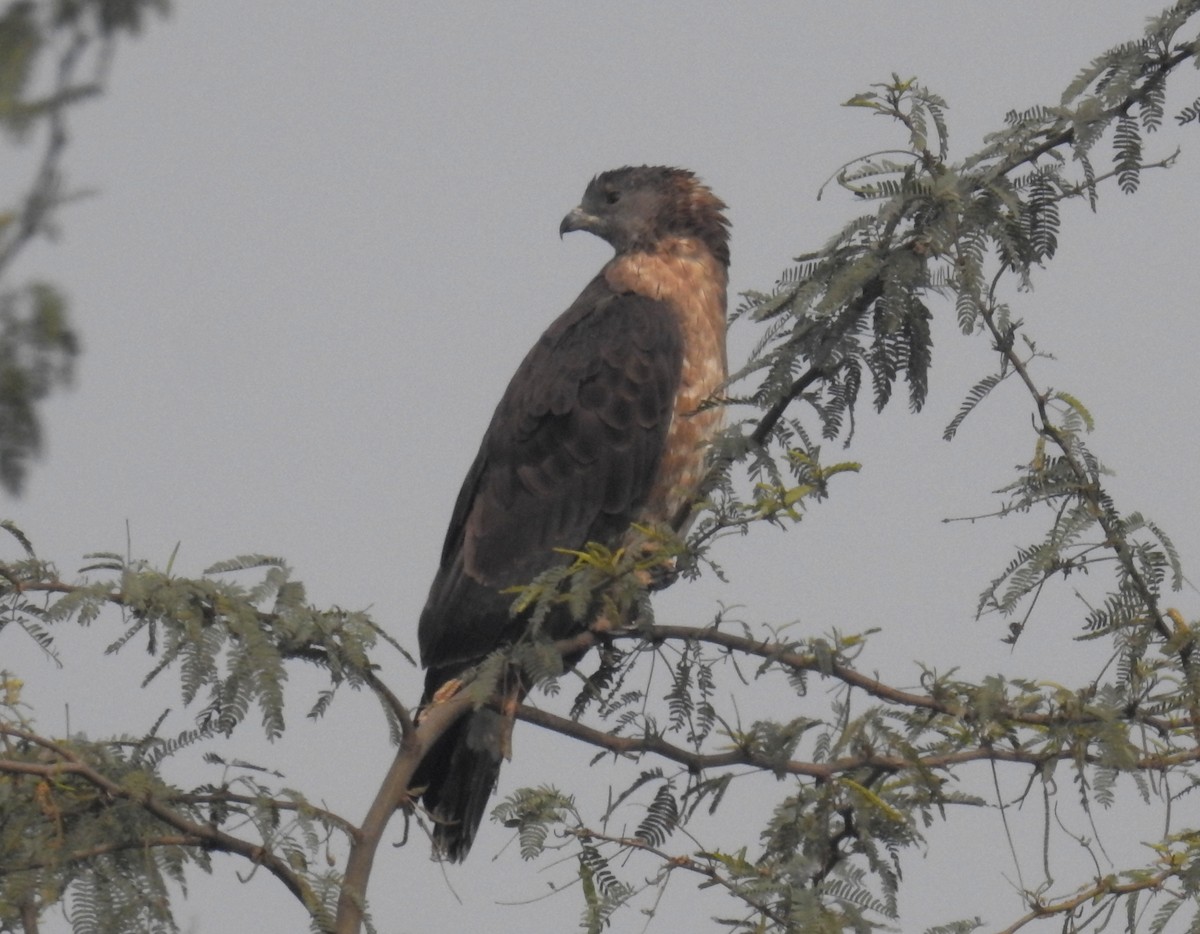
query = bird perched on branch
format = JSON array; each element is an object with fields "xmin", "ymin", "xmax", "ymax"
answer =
[{"xmin": 414, "ymin": 165, "xmax": 730, "ymax": 861}]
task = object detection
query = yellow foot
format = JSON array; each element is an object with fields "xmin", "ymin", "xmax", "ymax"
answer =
[
  {"xmin": 499, "ymin": 690, "xmax": 519, "ymax": 761},
  {"xmin": 431, "ymin": 677, "xmax": 463, "ymax": 704},
  {"xmin": 416, "ymin": 677, "xmax": 464, "ymax": 723}
]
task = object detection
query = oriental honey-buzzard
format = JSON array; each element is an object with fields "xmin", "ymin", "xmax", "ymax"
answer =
[{"xmin": 414, "ymin": 166, "xmax": 730, "ymax": 861}]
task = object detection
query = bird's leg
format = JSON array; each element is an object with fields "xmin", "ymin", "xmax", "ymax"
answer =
[
  {"xmin": 498, "ymin": 693, "xmax": 518, "ymax": 761},
  {"xmin": 497, "ymin": 673, "xmax": 525, "ymax": 760},
  {"xmin": 416, "ymin": 677, "xmax": 464, "ymax": 723}
]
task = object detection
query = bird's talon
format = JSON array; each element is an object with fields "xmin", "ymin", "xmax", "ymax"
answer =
[{"xmin": 430, "ymin": 677, "xmax": 463, "ymax": 705}]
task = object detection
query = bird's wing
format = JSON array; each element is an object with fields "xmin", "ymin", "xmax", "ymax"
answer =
[{"xmin": 418, "ymin": 275, "xmax": 682, "ymax": 669}]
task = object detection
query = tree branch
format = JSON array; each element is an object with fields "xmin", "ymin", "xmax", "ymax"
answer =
[
  {"xmin": 991, "ymin": 44, "xmax": 1196, "ymax": 181},
  {"xmin": 994, "ymin": 868, "xmax": 1180, "ymax": 934},
  {"xmin": 976, "ymin": 301, "xmax": 1174, "ymax": 643},
  {"xmin": 170, "ymin": 791, "xmax": 358, "ymax": 842},
  {"xmin": 749, "ymin": 277, "xmax": 885, "ymax": 449},
  {"xmin": 555, "ymin": 623, "xmax": 1197, "ymax": 736},
  {"xmin": 0, "ymin": 22, "xmax": 99, "ymax": 278},
  {"xmin": 0, "ymin": 725, "xmax": 315, "ymax": 909},
  {"xmin": 334, "ymin": 687, "xmax": 474, "ymax": 934},
  {"xmin": 517, "ymin": 703, "xmax": 827, "ymax": 778},
  {"xmin": 517, "ymin": 701, "xmax": 1200, "ymax": 782},
  {"xmin": 5, "ymin": 573, "xmax": 416, "ymax": 733},
  {"xmin": 1, "ymin": 834, "xmax": 204, "ymax": 876}
]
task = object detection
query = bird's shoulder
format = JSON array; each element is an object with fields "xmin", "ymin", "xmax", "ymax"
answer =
[{"xmin": 490, "ymin": 272, "xmax": 683, "ymax": 433}]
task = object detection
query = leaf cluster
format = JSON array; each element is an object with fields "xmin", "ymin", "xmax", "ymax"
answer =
[
  {"xmin": 0, "ymin": 537, "xmax": 406, "ymax": 932},
  {"xmin": 0, "ymin": 0, "xmax": 169, "ymax": 495}
]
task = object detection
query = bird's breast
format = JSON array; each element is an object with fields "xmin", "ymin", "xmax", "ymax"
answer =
[{"xmin": 604, "ymin": 239, "xmax": 728, "ymax": 527}]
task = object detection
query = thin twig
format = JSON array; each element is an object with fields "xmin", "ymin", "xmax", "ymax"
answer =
[
  {"xmin": 572, "ymin": 825, "xmax": 792, "ymax": 929},
  {"xmin": 976, "ymin": 301, "xmax": 1172, "ymax": 643},
  {"xmin": 992, "ymin": 869, "xmax": 1178, "ymax": 934}
]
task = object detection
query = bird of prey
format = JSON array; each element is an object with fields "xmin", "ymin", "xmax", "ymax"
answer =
[{"xmin": 414, "ymin": 165, "xmax": 730, "ymax": 861}]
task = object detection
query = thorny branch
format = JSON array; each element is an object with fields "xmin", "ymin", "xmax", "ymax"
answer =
[
  {"xmin": 551, "ymin": 624, "xmax": 1195, "ymax": 736},
  {"xmin": 518, "ymin": 693, "xmax": 1200, "ymax": 781},
  {"xmin": 993, "ymin": 868, "xmax": 1181, "ymax": 934},
  {"xmin": 976, "ymin": 299, "xmax": 1174, "ymax": 643},
  {"xmin": 0, "ymin": 689, "xmax": 473, "ymax": 934},
  {"xmin": 0, "ymin": 725, "xmax": 314, "ymax": 905}
]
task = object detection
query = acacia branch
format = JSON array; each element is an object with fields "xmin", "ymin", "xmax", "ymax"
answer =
[
  {"xmin": 736, "ymin": 36, "xmax": 1198, "ymax": 477},
  {"xmin": 171, "ymin": 791, "xmax": 358, "ymax": 841},
  {"xmin": 992, "ymin": 44, "xmax": 1197, "ymax": 181},
  {"xmin": 994, "ymin": 868, "xmax": 1180, "ymax": 934},
  {"xmin": 0, "ymin": 725, "xmax": 314, "ymax": 907},
  {"xmin": 1, "ymin": 834, "xmax": 204, "ymax": 876},
  {"xmin": 517, "ymin": 702, "xmax": 1200, "ymax": 781},
  {"xmin": 334, "ymin": 687, "xmax": 474, "ymax": 934},
  {"xmin": 517, "ymin": 703, "xmax": 824, "ymax": 778},
  {"xmin": 0, "ymin": 679, "xmax": 464, "ymax": 934},
  {"xmin": 5, "ymin": 574, "xmax": 415, "ymax": 733},
  {"xmin": 362, "ymin": 668, "xmax": 416, "ymax": 738},
  {"xmin": 747, "ymin": 264, "xmax": 886, "ymax": 451},
  {"xmin": 0, "ymin": 23, "xmax": 99, "ymax": 277},
  {"xmin": 976, "ymin": 301, "xmax": 1173, "ymax": 643},
  {"xmin": 554, "ymin": 624, "xmax": 1198, "ymax": 736}
]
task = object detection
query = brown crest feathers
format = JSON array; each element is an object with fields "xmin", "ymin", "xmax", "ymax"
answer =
[
  {"xmin": 659, "ymin": 167, "xmax": 731, "ymax": 268},
  {"xmin": 577, "ymin": 166, "xmax": 731, "ymax": 268}
]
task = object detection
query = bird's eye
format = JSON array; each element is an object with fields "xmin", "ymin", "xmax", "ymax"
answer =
[{"xmin": 604, "ymin": 189, "xmax": 621, "ymax": 205}]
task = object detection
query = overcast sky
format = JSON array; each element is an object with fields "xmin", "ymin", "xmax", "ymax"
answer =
[{"xmin": 5, "ymin": 3, "xmax": 1200, "ymax": 932}]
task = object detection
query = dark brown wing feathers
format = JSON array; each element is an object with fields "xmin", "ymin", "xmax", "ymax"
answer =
[{"xmin": 419, "ymin": 279, "xmax": 683, "ymax": 667}]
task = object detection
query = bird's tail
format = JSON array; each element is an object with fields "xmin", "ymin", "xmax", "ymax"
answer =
[{"xmin": 413, "ymin": 705, "xmax": 508, "ymax": 862}]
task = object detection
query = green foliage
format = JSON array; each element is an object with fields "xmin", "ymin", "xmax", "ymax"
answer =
[
  {"xmin": 491, "ymin": 785, "xmax": 577, "ymax": 861},
  {"xmin": 0, "ymin": 532, "xmax": 403, "ymax": 933},
  {"xmin": 0, "ymin": 2, "xmax": 42, "ymax": 137},
  {"xmin": 0, "ymin": 0, "xmax": 168, "ymax": 495},
  {"xmin": 578, "ymin": 842, "xmax": 634, "ymax": 933},
  {"xmin": 0, "ymin": 277, "xmax": 76, "ymax": 494},
  {"xmin": 632, "ymin": 782, "xmax": 678, "ymax": 848}
]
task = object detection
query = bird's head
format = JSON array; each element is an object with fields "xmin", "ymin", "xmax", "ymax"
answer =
[{"xmin": 560, "ymin": 165, "xmax": 730, "ymax": 267}]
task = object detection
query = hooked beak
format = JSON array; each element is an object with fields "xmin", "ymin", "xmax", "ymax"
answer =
[{"xmin": 559, "ymin": 206, "xmax": 601, "ymax": 239}]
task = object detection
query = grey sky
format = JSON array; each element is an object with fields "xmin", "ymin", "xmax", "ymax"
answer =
[{"xmin": 5, "ymin": 3, "xmax": 1199, "ymax": 932}]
